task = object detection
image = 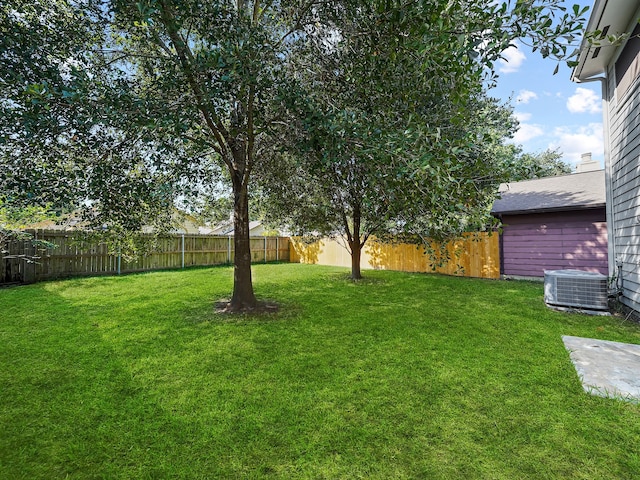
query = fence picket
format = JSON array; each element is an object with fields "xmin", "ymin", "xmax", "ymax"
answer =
[
  {"xmin": 289, "ymin": 233, "xmax": 500, "ymax": 279},
  {"xmin": 2, "ymin": 230, "xmax": 499, "ymax": 284},
  {"xmin": 0, "ymin": 231, "xmax": 292, "ymax": 284}
]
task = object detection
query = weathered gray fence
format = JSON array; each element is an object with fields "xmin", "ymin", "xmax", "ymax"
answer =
[{"xmin": 1, "ymin": 230, "xmax": 291, "ymax": 285}]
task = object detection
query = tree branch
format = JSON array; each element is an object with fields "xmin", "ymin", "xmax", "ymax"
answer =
[
  {"xmin": 182, "ymin": 134, "xmax": 223, "ymax": 156},
  {"xmin": 156, "ymin": 0, "xmax": 233, "ymax": 170},
  {"xmin": 276, "ymin": 0, "xmax": 326, "ymax": 47},
  {"xmin": 340, "ymin": 206, "xmax": 353, "ymax": 252}
]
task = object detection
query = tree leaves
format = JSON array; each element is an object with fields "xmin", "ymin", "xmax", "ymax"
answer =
[
  {"xmin": 256, "ymin": 3, "xmax": 524, "ymax": 256},
  {"xmin": 2, "ymin": 0, "xmax": 588, "ymax": 278},
  {"xmin": 506, "ymin": 148, "xmax": 573, "ymax": 181}
]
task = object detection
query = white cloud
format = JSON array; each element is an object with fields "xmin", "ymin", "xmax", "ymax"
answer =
[
  {"xmin": 567, "ymin": 87, "xmax": 602, "ymax": 114},
  {"xmin": 516, "ymin": 90, "xmax": 538, "ymax": 104},
  {"xmin": 548, "ymin": 123, "xmax": 604, "ymax": 164},
  {"xmin": 514, "ymin": 112, "xmax": 532, "ymax": 122},
  {"xmin": 498, "ymin": 45, "xmax": 526, "ymax": 74},
  {"xmin": 513, "ymin": 123, "xmax": 544, "ymax": 143}
]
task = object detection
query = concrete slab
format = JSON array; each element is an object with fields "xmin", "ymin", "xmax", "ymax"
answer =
[{"xmin": 562, "ymin": 335, "xmax": 640, "ymax": 402}]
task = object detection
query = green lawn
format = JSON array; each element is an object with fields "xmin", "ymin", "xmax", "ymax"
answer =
[{"xmin": 1, "ymin": 264, "xmax": 639, "ymax": 479}]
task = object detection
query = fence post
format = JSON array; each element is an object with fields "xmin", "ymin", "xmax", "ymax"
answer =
[
  {"xmin": 22, "ymin": 232, "xmax": 36, "ymax": 284},
  {"xmin": 181, "ymin": 234, "xmax": 185, "ymax": 269},
  {"xmin": 227, "ymin": 236, "xmax": 231, "ymax": 264},
  {"xmin": 276, "ymin": 237, "xmax": 279, "ymax": 262},
  {"xmin": 264, "ymin": 237, "xmax": 267, "ymax": 263}
]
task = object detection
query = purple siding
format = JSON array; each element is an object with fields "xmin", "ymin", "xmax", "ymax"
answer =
[{"xmin": 501, "ymin": 209, "xmax": 608, "ymax": 278}]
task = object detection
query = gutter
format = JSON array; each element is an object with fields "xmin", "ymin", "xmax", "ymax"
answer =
[
  {"xmin": 573, "ymin": 74, "xmax": 606, "ymax": 87},
  {"xmin": 573, "ymin": 75, "xmax": 615, "ymax": 279},
  {"xmin": 571, "ymin": 0, "xmax": 609, "ymax": 83}
]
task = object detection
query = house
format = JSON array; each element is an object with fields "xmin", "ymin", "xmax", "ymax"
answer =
[
  {"xmin": 572, "ymin": 0, "xmax": 640, "ymax": 314},
  {"xmin": 491, "ymin": 168, "xmax": 607, "ymax": 279},
  {"xmin": 29, "ymin": 209, "xmax": 204, "ymax": 234},
  {"xmin": 201, "ymin": 220, "xmax": 271, "ymax": 236},
  {"xmin": 144, "ymin": 211, "xmax": 202, "ymax": 234}
]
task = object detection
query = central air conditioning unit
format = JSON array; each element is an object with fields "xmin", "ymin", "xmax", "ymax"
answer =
[{"xmin": 544, "ymin": 269, "xmax": 609, "ymax": 312}]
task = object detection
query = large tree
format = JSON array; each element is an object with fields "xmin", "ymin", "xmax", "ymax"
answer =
[
  {"xmin": 2, "ymin": 1, "xmax": 588, "ymax": 301},
  {"xmin": 256, "ymin": 1, "xmax": 586, "ymax": 279},
  {"xmin": 257, "ymin": 82, "xmax": 519, "ymax": 279},
  {"xmin": 2, "ymin": 0, "xmax": 328, "ymax": 309}
]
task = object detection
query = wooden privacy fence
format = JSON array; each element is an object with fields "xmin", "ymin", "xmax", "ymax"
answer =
[
  {"xmin": 1, "ymin": 230, "xmax": 291, "ymax": 284},
  {"xmin": 2, "ymin": 230, "xmax": 498, "ymax": 285},
  {"xmin": 290, "ymin": 232, "xmax": 500, "ymax": 279}
]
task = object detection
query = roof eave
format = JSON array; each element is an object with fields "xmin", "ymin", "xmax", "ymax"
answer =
[
  {"xmin": 572, "ymin": 0, "xmax": 607, "ymax": 82},
  {"xmin": 571, "ymin": 0, "xmax": 640, "ymax": 82},
  {"xmin": 491, "ymin": 204, "xmax": 606, "ymax": 216}
]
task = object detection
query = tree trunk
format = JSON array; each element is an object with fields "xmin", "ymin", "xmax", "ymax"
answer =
[
  {"xmin": 349, "ymin": 202, "xmax": 363, "ymax": 280},
  {"xmin": 350, "ymin": 239, "xmax": 362, "ymax": 280},
  {"xmin": 230, "ymin": 179, "xmax": 258, "ymax": 309}
]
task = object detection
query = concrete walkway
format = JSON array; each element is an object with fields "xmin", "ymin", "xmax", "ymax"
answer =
[{"xmin": 562, "ymin": 335, "xmax": 640, "ymax": 402}]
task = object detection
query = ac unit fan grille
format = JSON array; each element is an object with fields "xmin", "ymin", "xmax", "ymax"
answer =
[{"xmin": 555, "ymin": 276, "xmax": 608, "ymax": 308}]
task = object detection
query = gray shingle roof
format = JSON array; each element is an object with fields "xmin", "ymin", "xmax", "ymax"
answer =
[{"xmin": 491, "ymin": 169, "xmax": 605, "ymax": 215}]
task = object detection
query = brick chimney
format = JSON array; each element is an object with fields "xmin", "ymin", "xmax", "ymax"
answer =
[{"xmin": 575, "ymin": 152, "xmax": 600, "ymax": 173}]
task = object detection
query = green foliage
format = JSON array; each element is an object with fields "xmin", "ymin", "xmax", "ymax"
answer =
[
  {"xmin": 1, "ymin": 0, "xmax": 187, "ymax": 235},
  {"xmin": 257, "ymin": 0, "xmax": 587, "ymax": 276},
  {"xmin": 0, "ymin": 199, "xmax": 57, "ymax": 256},
  {"xmin": 1, "ymin": 0, "xmax": 589, "ymax": 289},
  {"xmin": 2, "ymin": 0, "xmax": 312, "ymax": 304},
  {"xmin": 508, "ymin": 148, "xmax": 573, "ymax": 180},
  {"xmin": 0, "ymin": 200, "xmax": 53, "ymax": 234}
]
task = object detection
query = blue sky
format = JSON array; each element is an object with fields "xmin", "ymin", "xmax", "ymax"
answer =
[{"xmin": 489, "ymin": 0, "xmax": 604, "ymax": 169}]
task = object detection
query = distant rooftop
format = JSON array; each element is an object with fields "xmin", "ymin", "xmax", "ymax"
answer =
[{"xmin": 491, "ymin": 170, "xmax": 606, "ymax": 215}]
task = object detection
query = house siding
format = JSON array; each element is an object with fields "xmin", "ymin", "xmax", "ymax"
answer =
[
  {"xmin": 500, "ymin": 210, "xmax": 608, "ymax": 278},
  {"xmin": 606, "ymin": 59, "xmax": 640, "ymax": 313}
]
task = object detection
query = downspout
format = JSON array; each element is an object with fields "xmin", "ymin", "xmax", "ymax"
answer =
[{"xmin": 574, "ymin": 75, "xmax": 615, "ymax": 282}]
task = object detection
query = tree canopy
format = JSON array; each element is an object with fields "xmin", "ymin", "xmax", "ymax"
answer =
[
  {"xmin": 1, "ymin": 0, "xmax": 589, "ymax": 300},
  {"xmin": 255, "ymin": 1, "xmax": 587, "ymax": 278},
  {"xmin": 507, "ymin": 148, "xmax": 573, "ymax": 180}
]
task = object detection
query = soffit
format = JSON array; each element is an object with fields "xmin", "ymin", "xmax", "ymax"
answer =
[{"xmin": 572, "ymin": 0, "xmax": 640, "ymax": 81}]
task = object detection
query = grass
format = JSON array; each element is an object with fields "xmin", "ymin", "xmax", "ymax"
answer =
[{"xmin": 1, "ymin": 263, "xmax": 640, "ymax": 479}]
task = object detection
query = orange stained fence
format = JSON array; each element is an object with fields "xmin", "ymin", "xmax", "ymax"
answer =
[{"xmin": 290, "ymin": 232, "xmax": 500, "ymax": 279}]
